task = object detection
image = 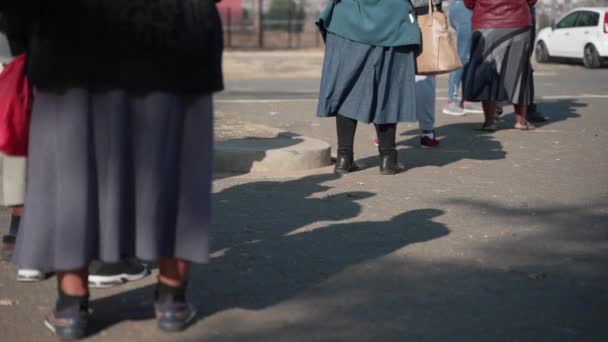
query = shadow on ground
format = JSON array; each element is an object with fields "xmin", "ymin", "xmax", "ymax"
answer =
[
  {"xmin": 78, "ymin": 99, "xmax": 604, "ymax": 340},
  {"xmin": 352, "ymin": 122, "xmax": 506, "ymax": 173},
  {"xmin": 87, "ymin": 174, "xmax": 450, "ymax": 337},
  {"xmin": 181, "ymin": 196, "xmax": 606, "ymax": 341},
  {"xmin": 495, "ymin": 98, "xmax": 585, "ymax": 128},
  {"xmin": 352, "ymin": 98, "xmax": 585, "ymax": 172}
]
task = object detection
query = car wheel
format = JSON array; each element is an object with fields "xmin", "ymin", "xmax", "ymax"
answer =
[
  {"xmin": 583, "ymin": 44, "xmax": 601, "ymax": 68},
  {"xmin": 535, "ymin": 41, "xmax": 550, "ymax": 63}
]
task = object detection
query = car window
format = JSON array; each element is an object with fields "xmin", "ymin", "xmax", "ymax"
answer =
[
  {"xmin": 556, "ymin": 12, "xmax": 580, "ymax": 29},
  {"xmin": 575, "ymin": 11, "xmax": 600, "ymax": 27}
]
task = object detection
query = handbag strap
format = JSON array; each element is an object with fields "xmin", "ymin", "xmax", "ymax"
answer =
[
  {"xmin": 422, "ymin": 0, "xmax": 436, "ymax": 27},
  {"xmin": 427, "ymin": 0, "xmax": 435, "ymax": 13}
]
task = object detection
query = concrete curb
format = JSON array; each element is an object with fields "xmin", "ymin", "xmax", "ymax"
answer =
[{"xmin": 214, "ymin": 133, "xmax": 332, "ymax": 174}]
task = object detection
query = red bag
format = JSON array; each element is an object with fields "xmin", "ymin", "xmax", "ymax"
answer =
[{"xmin": 0, "ymin": 53, "xmax": 32, "ymax": 156}]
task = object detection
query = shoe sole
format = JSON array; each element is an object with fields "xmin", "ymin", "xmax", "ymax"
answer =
[
  {"xmin": 380, "ymin": 170, "xmax": 403, "ymax": 175},
  {"xmin": 442, "ymin": 109, "xmax": 466, "ymax": 116},
  {"xmin": 44, "ymin": 319, "xmax": 86, "ymax": 341},
  {"xmin": 379, "ymin": 166, "xmax": 405, "ymax": 175},
  {"xmin": 463, "ymin": 108, "xmax": 484, "ymax": 114},
  {"xmin": 17, "ymin": 270, "xmax": 51, "ymax": 282},
  {"xmin": 88, "ymin": 268, "xmax": 150, "ymax": 288},
  {"xmin": 17, "ymin": 275, "xmax": 48, "ymax": 282},
  {"xmin": 333, "ymin": 165, "xmax": 361, "ymax": 175}
]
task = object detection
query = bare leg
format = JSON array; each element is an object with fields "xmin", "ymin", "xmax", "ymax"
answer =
[
  {"xmin": 514, "ymin": 104, "xmax": 535, "ymax": 130},
  {"xmin": 57, "ymin": 268, "xmax": 89, "ymax": 296}
]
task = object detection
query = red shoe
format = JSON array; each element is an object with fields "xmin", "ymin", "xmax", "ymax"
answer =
[{"xmin": 420, "ymin": 134, "xmax": 440, "ymax": 148}]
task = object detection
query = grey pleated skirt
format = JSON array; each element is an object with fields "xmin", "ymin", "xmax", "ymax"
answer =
[
  {"xmin": 13, "ymin": 89, "xmax": 213, "ymax": 272},
  {"xmin": 462, "ymin": 27, "xmax": 533, "ymax": 105},
  {"xmin": 317, "ymin": 32, "xmax": 417, "ymax": 124}
]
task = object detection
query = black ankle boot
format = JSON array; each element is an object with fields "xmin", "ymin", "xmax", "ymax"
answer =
[
  {"xmin": 334, "ymin": 147, "xmax": 358, "ymax": 174},
  {"xmin": 379, "ymin": 148, "xmax": 403, "ymax": 175}
]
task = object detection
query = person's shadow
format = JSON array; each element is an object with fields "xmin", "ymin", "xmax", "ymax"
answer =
[
  {"xmin": 87, "ymin": 174, "xmax": 449, "ymax": 337},
  {"xmin": 353, "ymin": 98, "xmax": 585, "ymax": 172},
  {"xmin": 354, "ymin": 122, "xmax": 507, "ymax": 172},
  {"xmin": 496, "ymin": 98, "xmax": 584, "ymax": 128}
]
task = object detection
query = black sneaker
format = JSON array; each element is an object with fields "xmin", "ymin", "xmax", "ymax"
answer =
[
  {"xmin": 1, "ymin": 235, "xmax": 16, "ymax": 262},
  {"xmin": 44, "ymin": 306, "xmax": 90, "ymax": 341},
  {"xmin": 155, "ymin": 301, "xmax": 197, "ymax": 332},
  {"xmin": 88, "ymin": 259, "xmax": 149, "ymax": 289}
]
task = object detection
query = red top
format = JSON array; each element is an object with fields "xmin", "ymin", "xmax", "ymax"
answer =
[{"xmin": 464, "ymin": 0, "xmax": 537, "ymax": 30}]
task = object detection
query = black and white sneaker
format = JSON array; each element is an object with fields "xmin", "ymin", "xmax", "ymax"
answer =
[{"xmin": 88, "ymin": 259, "xmax": 149, "ymax": 289}]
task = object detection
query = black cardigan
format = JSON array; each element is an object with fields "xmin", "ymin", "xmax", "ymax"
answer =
[{"xmin": 0, "ymin": 0, "xmax": 224, "ymax": 94}]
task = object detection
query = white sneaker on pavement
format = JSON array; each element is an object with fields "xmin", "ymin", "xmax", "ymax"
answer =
[
  {"xmin": 17, "ymin": 269, "xmax": 49, "ymax": 282},
  {"xmin": 442, "ymin": 101, "xmax": 466, "ymax": 116},
  {"xmin": 463, "ymin": 101, "xmax": 484, "ymax": 114}
]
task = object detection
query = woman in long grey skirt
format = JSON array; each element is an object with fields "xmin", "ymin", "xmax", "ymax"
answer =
[
  {"xmin": 462, "ymin": 0, "xmax": 538, "ymax": 131},
  {"xmin": 0, "ymin": 1, "xmax": 223, "ymax": 339},
  {"xmin": 316, "ymin": 0, "xmax": 421, "ymax": 175}
]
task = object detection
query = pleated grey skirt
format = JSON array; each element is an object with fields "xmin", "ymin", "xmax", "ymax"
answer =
[
  {"xmin": 317, "ymin": 33, "xmax": 417, "ymax": 124},
  {"xmin": 462, "ymin": 27, "xmax": 533, "ymax": 105},
  {"xmin": 13, "ymin": 89, "xmax": 213, "ymax": 272}
]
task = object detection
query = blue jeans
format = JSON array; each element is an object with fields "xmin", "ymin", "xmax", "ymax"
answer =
[
  {"xmin": 415, "ymin": 75, "xmax": 436, "ymax": 131},
  {"xmin": 448, "ymin": 1, "xmax": 472, "ymax": 102}
]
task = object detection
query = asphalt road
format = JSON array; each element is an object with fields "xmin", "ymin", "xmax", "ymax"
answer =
[{"xmin": 1, "ymin": 53, "xmax": 607, "ymax": 342}]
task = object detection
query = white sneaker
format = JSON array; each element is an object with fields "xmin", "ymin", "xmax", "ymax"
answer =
[
  {"xmin": 463, "ymin": 101, "xmax": 484, "ymax": 114},
  {"xmin": 17, "ymin": 269, "xmax": 48, "ymax": 282},
  {"xmin": 88, "ymin": 260, "xmax": 149, "ymax": 288},
  {"xmin": 442, "ymin": 102, "xmax": 466, "ymax": 116}
]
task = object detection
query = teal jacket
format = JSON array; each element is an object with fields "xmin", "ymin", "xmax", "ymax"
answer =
[{"xmin": 317, "ymin": 0, "xmax": 421, "ymax": 48}]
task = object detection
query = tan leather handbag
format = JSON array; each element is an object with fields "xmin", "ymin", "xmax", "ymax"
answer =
[{"xmin": 415, "ymin": 0, "xmax": 462, "ymax": 75}]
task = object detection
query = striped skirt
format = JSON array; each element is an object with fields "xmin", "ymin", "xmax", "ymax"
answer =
[{"xmin": 462, "ymin": 27, "xmax": 534, "ymax": 105}]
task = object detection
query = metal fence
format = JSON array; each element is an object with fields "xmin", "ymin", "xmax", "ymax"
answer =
[
  {"xmin": 218, "ymin": 0, "xmax": 326, "ymax": 49},
  {"xmin": 218, "ymin": 0, "xmax": 608, "ymax": 49}
]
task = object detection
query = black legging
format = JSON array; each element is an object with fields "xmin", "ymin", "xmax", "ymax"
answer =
[{"xmin": 336, "ymin": 114, "xmax": 396, "ymax": 150}]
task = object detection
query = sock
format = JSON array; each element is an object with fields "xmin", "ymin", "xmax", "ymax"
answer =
[
  {"xmin": 421, "ymin": 131, "xmax": 434, "ymax": 139},
  {"xmin": 56, "ymin": 287, "xmax": 89, "ymax": 312},
  {"xmin": 8, "ymin": 214, "xmax": 20, "ymax": 237},
  {"xmin": 155, "ymin": 282, "xmax": 188, "ymax": 304}
]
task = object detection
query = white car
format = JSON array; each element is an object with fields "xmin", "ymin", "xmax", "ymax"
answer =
[{"xmin": 535, "ymin": 7, "xmax": 608, "ymax": 68}]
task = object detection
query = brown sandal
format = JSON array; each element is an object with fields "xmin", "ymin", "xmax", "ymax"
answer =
[{"xmin": 514, "ymin": 120, "xmax": 536, "ymax": 130}]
